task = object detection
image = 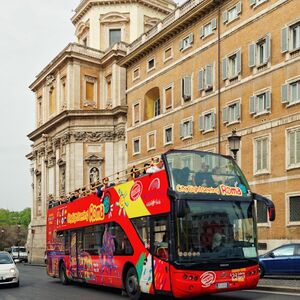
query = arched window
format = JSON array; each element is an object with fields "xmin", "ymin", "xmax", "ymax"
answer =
[{"xmin": 144, "ymin": 87, "xmax": 160, "ymax": 120}]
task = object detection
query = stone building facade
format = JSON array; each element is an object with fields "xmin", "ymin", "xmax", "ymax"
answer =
[
  {"xmin": 27, "ymin": 0, "xmax": 176, "ymax": 263},
  {"xmin": 121, "ymin": 0, "xmax": 300, "ymax": 251}
]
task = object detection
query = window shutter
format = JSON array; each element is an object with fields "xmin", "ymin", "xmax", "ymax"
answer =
[
  {"xmin": 206, "ymin": 64, "xmax": 213, "ymax": 88},
  {"xmin": 248, "ymin": 43, "xmax": 256, "ymax": 67},
  {"xmin": 266, "ymin": 91, "xmax": 271, "ymax": 110},
  {"xmin": 198, "ymin": 69, "xmax": 204, "ymax": 91},
  {"xmin": 211, "ymin": 112, "xmax": 216, "ymax": 129},
  {"xmin": 249, "ymin": 95, "xmax": 256, "ymax": 114},
  {"xmin": 179, "ymin": 39, "xmax": 183, "ymax": 51},
  {"xmin": 199, "ymin": 116, "xmax": 204, "ymax": 132},
  {"xmin": 189, "ymin": 120, "xmax": 193, "ymax": 136},
  {"xmin": 236, "ymin": 1, "xmax": 242, "ymax": 15},
  {"xmin": 183, "ymin": 76, "xmax": 191, "ymax": 100},
  {"xmin": 180, "ymin": 123, "xmax": 183, "ymax": 137},
  {"xmin": 222, "ymin": 107, "xmax": 228, "ymax": 123},
  {"xmin": 211, "ymin": 18, "xmax": 217, "ymax": 31},
  {"xmin": 236, "ymin": 102, "xmax": 241, "ymax": 120},
  {"xmin": 200, "ymin": 26, "xmax": 204, "ymax": 38},
  {"xmin": 222, "ymin": 57, "xmax": 228, "ymax": 80},
  {"xmin": 281, "ymin": 84, "xmax": 289, "ymax": 104},
  {"xmin": 236, "ymin": 50, "xmax": 242, "ymax": 75},
  {"xmin": 265, "ymin": 33, "xmax": 271, "ymax": 63},
  {"xmin": 189, "ymin": 33, "xmax": 194, "ymax": 44},
  {"xmin": 281, "ymin": 27, "xmax": 289, "ymax": 53},
  {"xmin": 222, "ymin": 10, "xmax": 228, "ymax": 23},
  {"xmin": 249, "ymin": 0, "xmax": 256, "ymax": 7}
]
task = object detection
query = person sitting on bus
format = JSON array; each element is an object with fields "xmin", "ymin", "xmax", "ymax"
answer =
[
  {"xmin": 211, "ymin": 232, "xmax": 224, "ymax": 252},
  {"xmin": 146, "ymin": 158, "xmax": 164, "ymax": 174}
]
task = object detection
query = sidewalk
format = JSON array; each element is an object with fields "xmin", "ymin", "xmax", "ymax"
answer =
[{"xmin": 257, "ymin": 277, "xmax": 300, "ymax": 293}]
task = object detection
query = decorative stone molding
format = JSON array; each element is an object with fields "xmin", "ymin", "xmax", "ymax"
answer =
[
  {"xmin": 34, "ymin": 169, "xmax": 41, "ymax": 176},
  {"xmin": 85, "ymin": 154, "xmax": 104, "ymax": 165},
  {"xmin": 83, "ymin": 100, "xmax": 97, "ymax": 108},
  {"xmin": 73, "ymin": 129, "xmax": 126, "ymax": 142},
  {"xmin": 45, "ymin": 154, "xmax": 56, "ymax": 168},
  {"xmin": 100, "ymin": 12, "xmax": 130, "ymax": 25},
  {"xmin": 75, "ymin": 19, "xmax": 90, "ymax": 38},
  {"xmin": 53, "ymin": 138, "xmax": 61, "ymax": 149},
  {"xmin": 46, "ymin": 74, "xmax": 55, "ymax": 86},
  {"xmin": 37, "ymin": 147, "xmax": 45, "ymax": 157},
  {"xmin": 57, "ymin": 158, "xmax": 66, "ymax": 167},
  {"xmin": 61, "ymin": 133, "xmax": 71, "ymax": 145}
]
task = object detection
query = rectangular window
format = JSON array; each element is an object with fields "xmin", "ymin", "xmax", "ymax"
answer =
[
  {"xmin": 180, "ymin": 119, "xmax": 193, "ymax": 139},
  {"xmin": 147, "ymin": 58, "xmax": 155, "ymax": 71},
  {"xmin": 222, "ymin": 50, "xmax": 241, "ymax": 81},
  {"xmin": 249, "ymin": 0, "xmax": 267, "ymax": 7},
  {"xmin": 147, "ymin": 131, "xmax": 156, "ymax": 151},
  {"xmin": 256, "ymin": 200, "xmax": 268, "ymax": 224},
  {"xmin": 198, "ymin": 64, "xmax": 214, "ymax": 92},
  {"xmin": 86, "ymin": 82, "xmax": 94, "ymax": 101},
  {"xmin": 109, "ymin": 28, "xmax": 121, "ymax": 47},
  {"xmin": 164, "ymin": 47, "xmax": 173, "ymax": 61},
  {"xmin": 133, "ymin": 137, "xmax": 141, "ymax": 155},
  {"xmin": 249, "ymin": 91, "xmax": 271, "ymax": 116},
  {"xmin": 200, "ymin": 19, "xmax": 217, "ymax": 38},
  {"xmin": 223, "ymin": 2, "xmax": 241, "ymax": 24},
  {"xmin": 164, "ymin": 86, "xmax": 173, "ymax": 111},
  {"xmin": 164, "ymin": 126, "xmax": 173, "ymax": 145},
  {"xmin": 281, "ymin": 22, "xmax": 300, "ymax": 53},
  {"xmin": 254, "ymin": 136, "xmax": 269, "ymax": 174},
  {"xmin": 199, "ymin": 111, "xmax": 215, "ymax": 133},
  {"xmin": 281, "ymin": 79, "xmax": 300, "ymax": 105},
  {"xmin": 49, "ymin": 87, "xmax": 56, "ymax": 115},
  {"xmin": 288, "ymin": 195, "xmax": 300, "ymax": 223},
  {"xmin": 223, "ymin": 101, "xmax": 241, "ymax": 124},
  {"xmin": 132, "ymin": 68, "xmax": 140, "ymax": 81},
  {"xmin": 182, "ymin": 75, "xmax": 192, "ymax": 101},
  {"xmin": 179, "ymin": 33, "xmax": 194, "ymax": 51},
  {"xmin": 248, "ymin": 34, "xmax": 271, "ymax": 68},
  {"xmin": 133, "ymin": 103, "xmax": 140, "ymax": 125},
  {"xmin": 287, "ymin": 128, "xmax": 300, "ymax": 168}
]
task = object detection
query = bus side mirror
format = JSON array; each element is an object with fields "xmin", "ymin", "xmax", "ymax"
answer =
[{"xmin": 253, "ymin": 193, "xmax": 276, "ymax": 222}]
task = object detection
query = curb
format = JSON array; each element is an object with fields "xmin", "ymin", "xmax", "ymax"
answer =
[
  {"xmin": 23, "ymin": 263, "xmax": 46, "ymax": 267},
  {"xmin": 257, "ymin": 285, "xmax": 300, "ymax": 293}
]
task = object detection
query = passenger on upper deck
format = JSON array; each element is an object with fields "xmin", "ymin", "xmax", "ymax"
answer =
[{"xmin": 146, "ymin": 158, "xmax": 164, "ymax": 174}]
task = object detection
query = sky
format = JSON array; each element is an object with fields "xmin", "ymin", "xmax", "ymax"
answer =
[{"xmin": 0, "ymin": 0, "xmax": 185, "ymax": 212}]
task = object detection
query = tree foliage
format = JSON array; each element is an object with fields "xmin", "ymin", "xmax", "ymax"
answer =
[{"xmin": 0, "ymin": 208, "xmax": 31, "ymax": 250}]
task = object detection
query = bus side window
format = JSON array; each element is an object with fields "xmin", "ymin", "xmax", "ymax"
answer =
[
  {"xmin": 113, "ymin": 223, "xmax": 133, "ymax": 255},
  {"xmin": 153, "ymin": 216, "xmax": 169, "ymax": 261}
]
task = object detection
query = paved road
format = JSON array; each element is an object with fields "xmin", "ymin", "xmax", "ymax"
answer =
[{"xmin": 0, "ymin": 264, "xmax": 300, "ymax": 300}]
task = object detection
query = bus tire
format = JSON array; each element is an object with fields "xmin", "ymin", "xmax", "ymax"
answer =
[
  {"xmin": 125, "ymin": 267, "xmax": 142, "ymax": 300},
  {"xmin": 59, "ymin": 262, "xmax": 69, "ymax": 285}
]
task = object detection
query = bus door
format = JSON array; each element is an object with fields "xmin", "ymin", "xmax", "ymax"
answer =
[
  {"xmin": 151, "ymin": 216, "xmax": 171, "ymax": 293},
  {"xmin": 70, "ymin": 230, "xmax": 83, "ymax": 279}
]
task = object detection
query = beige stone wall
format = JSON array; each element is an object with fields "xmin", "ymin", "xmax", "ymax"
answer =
[{"xmin": 126, "ymin": 0, "xmax": 300, "ymax": 247}]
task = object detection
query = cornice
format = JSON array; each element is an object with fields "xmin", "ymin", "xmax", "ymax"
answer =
[
  {"xmin": 120, "ymin": 0, "xmax": 223, "ymax": 67},
  {"xmin": 29, "ymin": 43, "xmax": 104, "ymax": 91},
  {"xmin": 72, "ymin": 0, "xmax": 176, "ymax": 25},
  {"xmin": 27, "ymin": 107, "xmax": 127, "ymax": 141}
]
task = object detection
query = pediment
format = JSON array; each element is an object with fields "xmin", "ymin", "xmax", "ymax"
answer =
[
  {"xmin": 100, "ymin": 12, "xmax": 129, "ymax": 24},
  {"xmin": 144, "ymin": 17, "xmax": 160, "ymax": 27},
  {"xmin": 85, "ymin": 154, "xmax": 104, "ymax": 162}
]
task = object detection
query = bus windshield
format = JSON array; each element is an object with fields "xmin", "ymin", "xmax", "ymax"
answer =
[
  {"xmin": 165, "ymin": 150, "xmax": 250, "ymax": 196},
  {"xmin": 176, "ymin": 200, "xmax": 257, "ymax": 264}
]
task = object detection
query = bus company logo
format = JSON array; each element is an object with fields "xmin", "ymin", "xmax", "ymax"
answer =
[
  {"xmin": 200, "ymin": 271, "xmax": 216, "ymax": 288},
  {"xmin": 130, "ymin": 181, "xmax": 143, "ymax": 201},
  {"xmin": 149, "ymin": 178, "xmax": 160, "ymax": 191},
  {"xmin": 219, "ymin": 184, "xmax": 242, "ymax": 197},
  {"xmin": 67, "ymin": 203, "xmax": 105, "ymax": 224}
]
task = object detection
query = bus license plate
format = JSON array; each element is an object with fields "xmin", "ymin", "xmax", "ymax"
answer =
[{"xmin": 216, "ymin": 282, "xmax": 229, "ymax": 289}]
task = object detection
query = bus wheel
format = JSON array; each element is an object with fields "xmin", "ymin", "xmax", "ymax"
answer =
[
  {"xmin": 125, "ymin": 267, "xmax": 142, "ymax": 300},
  {"xmin": 59, "ymin": 262, "xmax": 69, "ymax": 285}
]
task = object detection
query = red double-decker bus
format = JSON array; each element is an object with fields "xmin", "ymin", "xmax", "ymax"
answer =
[{"xmin": 46, "ymin": 149, "xmax": 275, "ymax": 299}]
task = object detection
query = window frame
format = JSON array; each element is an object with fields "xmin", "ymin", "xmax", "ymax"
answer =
[
  {"xmin": 132, "ymin": 136, "xmax": 141, "ymax": 156},
  {"xmin": 223, "ymin": 99, "xmax": 241, "ymax": 125},
  {"xmin": 164, "ymin": 124, "xmax": 174, "ymax": 146},
  {"xmin": 147, "ymin": 58, "xmax": 156, "ymax": 72},
  {"xmin": 180, "ymin": 117, "xmax": 193, "ymax": 140},
  {"xmin": 286, "ymin": 192, "xmax": 300, "ymax": 226},
  {"xmin": 108, "ymin": 28, "xmax": 122, "ymax": 47},
  {"xmin": 83, "ymin": 75, "xmax": 97, "ymax": 107},
  {"xmin": 256, "ymin": 194, "xmax": 271, "ymax": 227},
  {"xmin": 163, "ymin": 83, "xmax": 174, "ymax": 112},
  {"xmin": 147, "ymin": 131, "xmax": 156, "ymax": 151},
  {"xmin": 179, "ymin": 33, "xmax": 194, "ymax": 52},
  {"xmin": 249, "ymin": 89, "xmax": 272, "ymax": 117},
  {"xmin": 281, "ymin": 77, "xmax": 300, "ymax": 107},
  {"xmin": 163, "ymin": 46, "xmax": 173, "ymax": 62},
  {"xmin": 132, "ymin": 101, "xmax": 140, "ymax": 126},
  {"xmin": 199, "ymin": 109, "xmax": 216, "ymax": 134},
  {"xmin": 132, "ymin": 67, "xmax": 140, "ymax": 82},
  {"xmin": 286, "ymin": 126, "xmax": 300, "ymax": 170},
  {"xmin": 253, "ymin": 134, "xmax": 271, "ymax": 175},
  {"xmin": 181, "ymin": 74, "xmax": 192, "ymax": 103}
]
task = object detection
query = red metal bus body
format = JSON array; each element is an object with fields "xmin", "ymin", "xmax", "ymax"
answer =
[{"xmin": 46, "ymin": 149, "xmax": 275, "ymax": 299}]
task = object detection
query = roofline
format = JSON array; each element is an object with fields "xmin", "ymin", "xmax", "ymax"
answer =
[{"xmin": 72, "ymin": 0, "xmax": 176, "ymax": 25}]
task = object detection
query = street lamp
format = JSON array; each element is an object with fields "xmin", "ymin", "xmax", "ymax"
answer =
[{"xmin": 228, "ymin": 130, "xmax": 241, "ymax": 161}]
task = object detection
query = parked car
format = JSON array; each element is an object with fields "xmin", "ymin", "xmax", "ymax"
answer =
[
  {"xmin": 10, "ymin": 246, "xmax": 28, "ymax": 263},
  {"xmin": 259, "ymin": 243, "xmax": 300, "ymax": 278},
  {"xmin": 0, "ymin": 251, "xmax": 20, "ymax": 287}
]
